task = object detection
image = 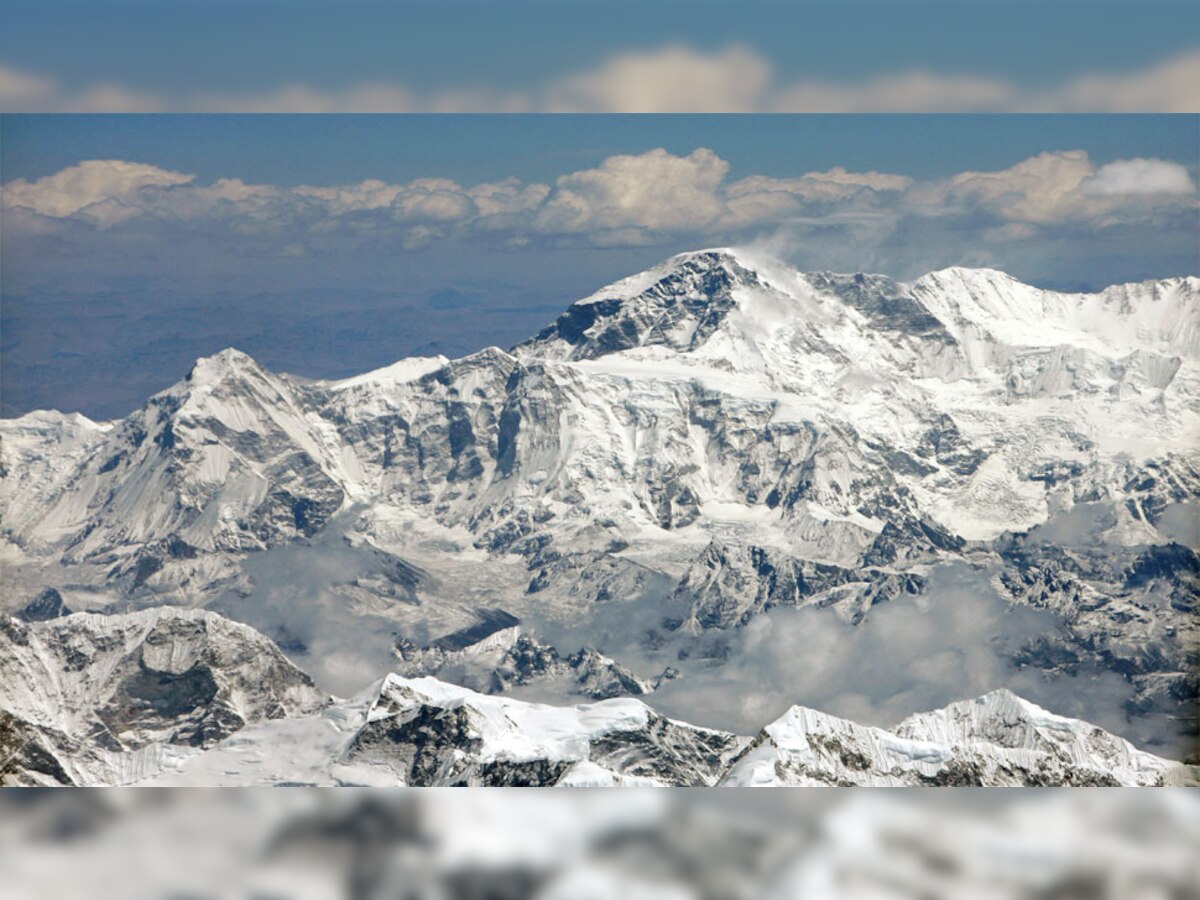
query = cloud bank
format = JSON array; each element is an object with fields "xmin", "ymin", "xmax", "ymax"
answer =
[
  {"xmin": 5, "ymin": 148, "xmax": 1194, "ymax": 273},
  {"xmin": 648, "ymin": 563, "xmax": 1171, "ymax": 755},
  {"xmin": 2, "ymin": 45, "xmax": 1199, "ymax": 112}
]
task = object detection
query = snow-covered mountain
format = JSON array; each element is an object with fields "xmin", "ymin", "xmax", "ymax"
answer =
[
  {"xmin": 0, "ymin": 608, "xmax": 327, "ymax": 785},
  {"xmin": 329, "ymin": 679, "xmax": 1194, "ymax": 787},
  {"xmin": 3, "ymin": 608, "xmax": 1191, "ymax": 787},
  {"xmin": 725, "ymin": 689, "xmax": 1191, "ymax": 787},
  {"xmin": 2, "ymin": 249, "xmax": 1197, "ymax": 768}
]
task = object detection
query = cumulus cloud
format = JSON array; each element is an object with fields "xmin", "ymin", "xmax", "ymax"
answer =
[
  {"xmin": 725, "ymin": 167, "xmax": 913, "ymax": 227},
  {"xmin": 0, "ymin": 62, "xmax": 55, "ymax": 107},
  {"xmin": 5, "ymin": 148, "xmax": 1192, "ymax": 260},
  {"xmin": 2, "ymin": 148, "xmax": 1193, "ymax": 300},
  {"xmin": 900, "ymin": 150, "xmax": 1198, "ymax": 236},
  {"xmin": 1051, "ymin": 51, "xmax": 1200, "ymax": 113},
  {"xmin": 544, "ymin": 44, "xmax": 772, "ymax": 113},
  {"xmin": 1081, "ymin": 158, "xmax": 1197, "ymax": 196},
  {"xmin": 3, "ymin": 159, "xmax": 195, "ymax": 220},
  {"xmin": 2, "ymin": 46, "xmax": 1199, "ymax": 112},
  {"xmin": 769, "ymin": 51, "xmax": 1200, "ymax": 113},
  {"xmin": 913, "ymin": 151, "xmax": 1101, "ymax": 224},
  {"xmin": 534, "ymin": 148, "xmax": 729, "ymax": 237}
]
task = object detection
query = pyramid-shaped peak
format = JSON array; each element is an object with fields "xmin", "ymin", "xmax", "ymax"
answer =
[
  {"xmin": 941, "ymin": 688, "xmax": 1062, "ymax": 723},
  {"xmin": 579, "ymin": 248, "xmax": 770, "ymax": 306},
  {"xmin": 891, "ymin": 688, "xmax": 1083, "ymax": 751},
  {"xmin": 664, "ymin": 246, "xmax": 754, "ymax": 268},
  {"xmin": 969, "ymin": 687, "xmax": 1029, "ymax": 705},
  {"xmin": 514, "ymin": 249, "xmax": 774, "ymax": 363},
  {"xmin": 186, "ymin": 347, "xmax": 263, "ymax": 387},
  {"xmin": 911, "ymin": 688, "xmax": 1053, "ymax": 722},
  {"xmin": 657, "ymin": 246, "xmax": 779, "ymax": 285}
]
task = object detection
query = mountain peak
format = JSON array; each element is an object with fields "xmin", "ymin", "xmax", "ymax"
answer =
[
  {"xmin": 514, "ymin": 249, "xmax": 767, "ymax": 362},
  {"xmin": 919, "ymin": 265, "xmax": 1022, "ymax": 284},
  {"xmin": 577, "ymin": 247, "xmax": 763, "ymax": 307},
  {"xmin": 662, "ymin": 246, "xmax": 747, "ymax": 269},
  {"xmin": 184, "ymin": 347, "xmax": 262, "ymax": 388}
]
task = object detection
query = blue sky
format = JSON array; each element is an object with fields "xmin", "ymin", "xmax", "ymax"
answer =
[
  {"xmin": 5, "ymin": 115, "xmax": 1197, "ymax": 186},
  {"xmin": 2, "ymin": 113, "xmax": 1197, "ymax": 418}
]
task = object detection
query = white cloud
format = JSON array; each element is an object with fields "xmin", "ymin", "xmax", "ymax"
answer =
[
  {"xmin": 534, "ymin": 148, "xmax": 729, "ymax": 235},
  {"xmin": 2, "ymin": 47, "xmax": 1198, "ymax": 112},
  {"xmin": 725, "ymin": 167, "xmax": 913, "ymax": 227},
  {"xmin": 543, "ymin": 44, "xmax": 771, "ymax": 113},
  {"xmin": 906, "ymin": 151, "xmax": 1197, "ymax": 227},
  {"xmin": 772, "ymin": 70, "xmax": 1019, "ymax": 113},
  {"xmin": 651, "ymin": 564, "xmax": 1063, "ymax": 735},
  {"xmin": 468, "ymin": 178, "xmax": 550, "ymax": 220},
  {"xmin": 915, "ymin": 150, "xmax": 1100, "ymax": 224},
  {"xmin": 2, "ymin": 160, "xmax": 194, "ymax": 221},
  {"xmin": 0, "ymin": 62, "xmax": 55, "ymax": 106},
  {"xmin": 650, "ymin": 561, "xmax": 1171, "ymax": 753},
  {"xmin": 1081, "ymin": 158, "xmax": 1197, "ymax": 196},
  {"xmin": 194, "ymin": 83, "xmax": 421, "ymax": 114},
  {"xmin": 294, "ymin": 179, "xmax": 407, "ymax": 213},
  {"xmin": 3, "ymin": 149, "xmax": 1193, "ymax": 255},
  {"xmin": 1050, "ymin": 51, "xmax": 1200, "ymax": 113},
  {"xmin": 389, "ymin": 179, "xmax": 479, "ymax": 223}
]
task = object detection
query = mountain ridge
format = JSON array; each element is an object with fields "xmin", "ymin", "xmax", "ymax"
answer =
[
  {"xmin": 3, "ymin": 607, "xmax": 1192, "ymax": 787},
  {"xmin": 2, "ymin": 249, "xmax": 1196, "ymax": 764}
]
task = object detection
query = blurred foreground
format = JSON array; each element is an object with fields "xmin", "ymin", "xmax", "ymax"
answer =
[{"xmin": 1, "ymin": 789, "xmax": 1197, "ymax": 899}]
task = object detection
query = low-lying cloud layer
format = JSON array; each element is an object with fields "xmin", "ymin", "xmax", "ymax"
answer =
[
  {"xmin": 2, "ymin": 44, "xmax": 1199, "ymax": 112},
  {"xmin": 648, "ymin": 562, "xmax": 1171, "ymax": 754},
  {"xmin": 5, "ymin": 148, "xmax": 1195, "ymax": 268}
]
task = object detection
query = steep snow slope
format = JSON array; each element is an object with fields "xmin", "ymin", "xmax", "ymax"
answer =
[
  {"xmin": 1, "ymin": 350, "xmax": 349, "ymax": 569},
  {"xmin": 0, "ymin": 410, "xmax": 111, "ymax": 544}
]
